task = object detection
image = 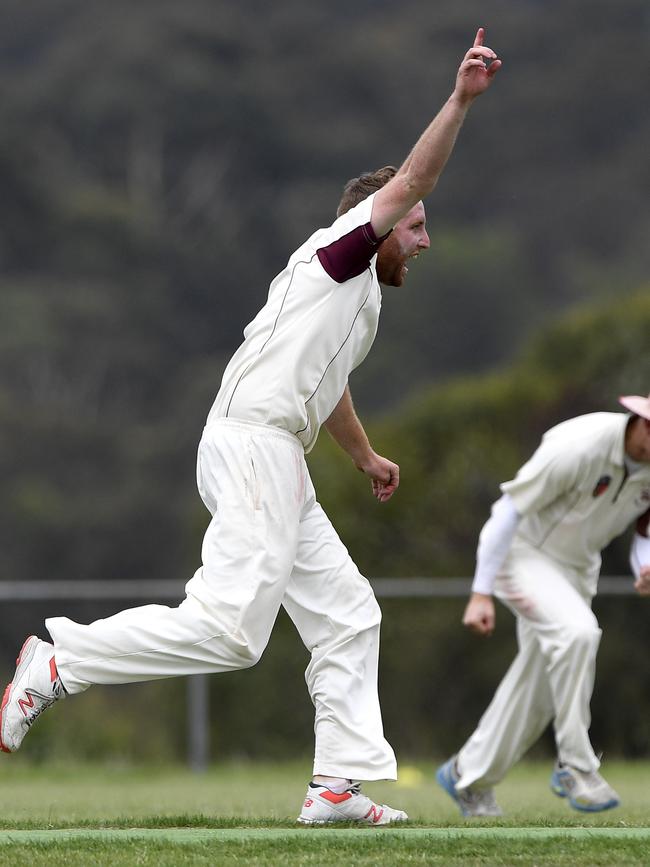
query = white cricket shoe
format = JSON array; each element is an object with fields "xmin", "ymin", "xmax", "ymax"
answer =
[
  {"xmin": 550, "ymin": 762, "xmax": 620, "ymax": 812},
  {"xmin": 0, "ymin": 636, "xmax": 65, "ymax": 753},
  {"xmin": 297, "ymin": 781, "xmax": 408, "ymax": 825}
]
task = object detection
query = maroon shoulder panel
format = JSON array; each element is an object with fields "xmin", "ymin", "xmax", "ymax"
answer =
[{"xmin": 316, "ymin": 222, "xmax": 389, "ymax": 284}]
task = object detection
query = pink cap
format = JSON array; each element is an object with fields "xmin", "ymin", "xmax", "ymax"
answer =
[{"xmin": 619, "ymin": 393, "xmax": 650, "ymax": 421}]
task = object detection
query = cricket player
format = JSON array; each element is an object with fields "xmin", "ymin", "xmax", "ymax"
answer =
[
  {"xmin": 437, "ymin": 393, "xmax": 650, "ymax": 816},
  {"xmin": 1, "ymin": 31, "xmax": 501, "ymax": 823}
]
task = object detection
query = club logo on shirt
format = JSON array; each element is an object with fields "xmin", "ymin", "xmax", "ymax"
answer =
[{"xmin": 592, "ymin": 475, "xmax": 611, "ymax": 497}]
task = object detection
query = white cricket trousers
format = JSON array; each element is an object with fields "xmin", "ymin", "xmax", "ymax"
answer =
[
  {"xmin": 457, "ymin": 540, "xmax": 602, "ymax": 789},
  {"xmin": 47, "ymin": 418, "xmax": 397, "ymax": 781}
]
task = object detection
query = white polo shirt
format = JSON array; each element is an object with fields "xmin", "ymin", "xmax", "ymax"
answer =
[
  {"xmin": 208, "ymin": 193, "xmax": 385, "ymax": 452},
  {"xmin": 502, "ymin": 412, "xmax": 650, "ymax": 576}
]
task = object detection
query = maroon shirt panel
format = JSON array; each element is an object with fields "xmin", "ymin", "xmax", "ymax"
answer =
[{"xmin": 316, "ymin": 222, "xmax": 390, "ymax": 284}]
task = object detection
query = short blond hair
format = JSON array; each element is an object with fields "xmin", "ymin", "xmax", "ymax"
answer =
[{"xmin": 336, "ymin": 166, "xmax": 397, "ymax": 217}]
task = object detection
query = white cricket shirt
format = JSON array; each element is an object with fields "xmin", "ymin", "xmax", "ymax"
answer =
[
  {"xmin": 502, "ymin": 412, "xmax": 650, "ymax": 576},
  {"xmin": 208, "ymin": 193, "xmax": 384, "ymax": 452}
]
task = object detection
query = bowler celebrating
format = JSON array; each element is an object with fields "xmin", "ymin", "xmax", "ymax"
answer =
[{"xmin": 1, "ymin": 29, "xmax": 500, "ymax": 823}]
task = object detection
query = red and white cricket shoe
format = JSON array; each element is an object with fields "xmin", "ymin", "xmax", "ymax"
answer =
[
  {"xmin": 0, "ymin": 636, "xmax": 65, "ymax": 753},
  {"xmin": 297, "ymin": 781, "xmax": 408, "ymax": 825}
]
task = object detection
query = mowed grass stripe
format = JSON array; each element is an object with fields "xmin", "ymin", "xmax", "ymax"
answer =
[{"xmin": 2, "ymin": 826, "xmax": 650, "ymax": 844}]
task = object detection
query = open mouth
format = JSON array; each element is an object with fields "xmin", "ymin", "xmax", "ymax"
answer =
[{"xmin": 403, "ymin": 251, "xmax": 419, "ymax": 276}]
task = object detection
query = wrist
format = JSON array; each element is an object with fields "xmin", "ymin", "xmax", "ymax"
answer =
[
  {"xmin": 471, "ymin": 572, "xmax": 496, "ymax": 596},
  {"xmin": 449, "ymin": 89, "xmax": 474, "ymax": 111},
  {"xmin": 352, "ymin": 446, "xmax": 375, "ymax": 472}
]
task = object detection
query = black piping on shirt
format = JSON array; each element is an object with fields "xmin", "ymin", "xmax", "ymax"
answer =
[
  {"xmin": 294, "ymin": 275, "xmax": 374, "ymax": 436},
  {"xmin": 224, "ymin": 253, "xmax": 317, "ymax": 418}
]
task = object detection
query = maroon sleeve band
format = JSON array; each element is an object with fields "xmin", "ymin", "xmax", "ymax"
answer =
[
  {"xmin": 637, "ymin": 508, "xmax": 650, "ymax": 537},
  {"xmin": 316, "ymin": 222, "xmax": 390, "ymax": 284}
]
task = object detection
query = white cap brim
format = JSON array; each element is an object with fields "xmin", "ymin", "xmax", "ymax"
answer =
[{"xmin": 619, "ymin": 394, "xmax": 650, "ymax": 421}]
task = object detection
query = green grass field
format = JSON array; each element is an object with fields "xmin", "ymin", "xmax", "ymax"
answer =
[{"xmin": 1, "ymin": 759, "xmax": 649, "ymax": 864}]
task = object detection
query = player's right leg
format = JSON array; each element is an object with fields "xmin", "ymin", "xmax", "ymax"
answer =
[
  {"xmin": 437, "ymin": 617, "xmax": 552, "ymax": 816},
  {"xmin": 435, "ymin": 756, "xmax": 502, "ymax": 817},
  {"xmin": 1, "ymin": 420, "xmax": 305, "ymax": 752},
  {"xmin": 454, "ymin": 617, "xmax": 554, "ymax": 789}
]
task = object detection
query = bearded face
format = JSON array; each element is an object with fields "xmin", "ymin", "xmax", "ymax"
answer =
[{"xmin": 376, "ymin": 202, "xmax": 430, "ymax": 287}]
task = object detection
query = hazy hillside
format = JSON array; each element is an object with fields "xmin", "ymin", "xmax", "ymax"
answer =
[{"xmin": 1, "ymin": 0, "xmax": 647, "ymax": 412}]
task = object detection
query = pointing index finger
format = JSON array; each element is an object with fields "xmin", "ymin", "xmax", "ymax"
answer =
[{"xmin": 474, "ymin": 27, "xmax": 484, "ymax": 47}]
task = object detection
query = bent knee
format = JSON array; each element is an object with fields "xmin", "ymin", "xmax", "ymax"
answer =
[
  {"xmin": 564, "ymin": 622, "xmax": 602, "ymax": 653},
  {"xmin": 223, "ymin": 633, "xmax": 266, "ymax": 670},
  {"xmin": 233, "ymin": 644, "xmax": 264, "ymax": 669},
  {"xmin": 330, "ymin": 603, "xmax": 382, "ymax": 646},
  {"xmin": 344, "ymin": 593, "xmax": 382, "ymax": 634}
]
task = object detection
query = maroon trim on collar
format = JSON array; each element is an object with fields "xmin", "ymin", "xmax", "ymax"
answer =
[{"xmin": 317, "ymin": 221, "xmax": 389, "ymax": 284}]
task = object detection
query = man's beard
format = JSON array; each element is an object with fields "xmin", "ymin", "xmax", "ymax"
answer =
[{"xmin": 376, "ymin": 240, "xmax": 407, "ymax": 287}]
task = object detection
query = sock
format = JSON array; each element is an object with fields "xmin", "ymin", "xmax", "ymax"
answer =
[{"xmin": 311, "ymin": 776, "xmax": 350, "ymax": 793}]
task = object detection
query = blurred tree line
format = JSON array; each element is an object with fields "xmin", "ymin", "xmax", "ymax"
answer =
[
  {"xmin": 0, "ymin": 0, "xmax": 649, "ymax": 761},
  {"xmin": 0, "ymin": 0, "xmax": 648, "ymax": 586}
]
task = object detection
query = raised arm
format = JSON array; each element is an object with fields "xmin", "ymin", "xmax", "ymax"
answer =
[
  {"xmin": 324, "ymin": 385, "xmax": 399, "ymax": 503},
  {"xmin": 371, "ymin": 27, "xmax": 501, "ymax": 237}
]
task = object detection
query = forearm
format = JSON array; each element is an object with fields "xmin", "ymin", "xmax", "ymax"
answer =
[
  {"xmin": 396, "ymin": 93, "xmax": 471, "ymax": 200},
  {"xmin": 630, "ymin": 535, "xmax": 650, "ymax": 580},
  {"xmin": 325, "ymin": 386, "xmax": 400, "ymax": 502},
  {"xmin": 324, "ymin": 385, "xmax": 373, "ymax": 468},
  {"xmin": 373, "ymin": 95, "xmax": 470, "ymax": 235},
  {"xmin": 372, "ymin": 31, "xmax": 499, "ymax": 235}
]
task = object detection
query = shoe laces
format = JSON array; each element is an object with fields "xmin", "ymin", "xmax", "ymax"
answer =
[
  {"xmin": 560, "ymin": 765, "xmax": 608, "ymax": 794},
  {"xmin": 22, "ymin": 676, "xmax": 63, "ymax": 728},
  {"xmin": 578, "ymin": 770, "xmax": 609, "ymax": 792},
  {"xmin": 23, "ymin": 691, "xmax": 60, "ymax": 727}
]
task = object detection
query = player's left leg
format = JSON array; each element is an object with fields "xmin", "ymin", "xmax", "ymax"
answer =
[
  {"xmin": 282, "ymin": 479, "xmax": 406, "ymax": 825},
  {"xmin": 498, "ymin": 543, "xmax": 619, "ymax": 811}
]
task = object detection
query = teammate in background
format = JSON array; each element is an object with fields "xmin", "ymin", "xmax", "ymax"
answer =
[
  {"xmin": 1, "ymin": 31, "xmax": 500, "ymax": 823},
  {"xmin": 437, "ymin": 393, "xmax": 650, "ymax": 817}
]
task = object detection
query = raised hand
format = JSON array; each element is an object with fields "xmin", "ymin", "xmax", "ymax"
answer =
[{"xmin": 455, "ymin": 27, "xmax": 501, "ymax": 103}]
